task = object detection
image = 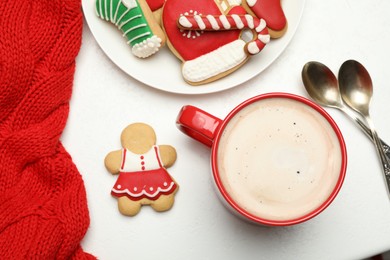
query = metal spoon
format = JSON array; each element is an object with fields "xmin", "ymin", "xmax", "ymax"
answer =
[
  {"xmin": 301, "ymin": 61, "xmax": 390, "ymax": 159},
  {"xmin": 338, "ymin": 59, "xmax": 390, "ymax": 194}
]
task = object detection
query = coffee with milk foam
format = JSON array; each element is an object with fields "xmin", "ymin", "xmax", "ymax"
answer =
[{"xmin": 216, "ymin": 98, "xmax": 343, "ymax": 221}]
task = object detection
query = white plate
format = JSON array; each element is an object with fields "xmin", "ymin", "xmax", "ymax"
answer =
[{"xmin": 82, "ymin": 0, "xmax": 305, "ymax": 94}]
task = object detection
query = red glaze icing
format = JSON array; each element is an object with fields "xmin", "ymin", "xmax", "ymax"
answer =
[
  {"xmin": 162, "ymin": 0, "xmax": 247, "ymax": 61},
  {"xmin": 112, "ymin": 147, "xmax": 177, "ymax": 201},
  {"xmin": 111, "ymin": 168, "xmax": 177, "ymax": 200},
  {"xmin": 247, "ymin": 0, "xmax": 286, "ymax": 31},
  {"xmin": 145, "ymin": 0, "xmax": 165, "ymax": 11}
]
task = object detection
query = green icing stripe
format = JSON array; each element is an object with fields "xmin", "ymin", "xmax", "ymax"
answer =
[{"xmin": 96, "ymin": 0, "xmax": 154, "ymax": 46}]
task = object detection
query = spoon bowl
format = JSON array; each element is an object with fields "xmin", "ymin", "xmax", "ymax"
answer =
[
  {"xmin": 302, "ymin": 61, "xmax": 342, "ymax": 108},
  {"xmin": 338, "ymin": 60, "xmax": 373, "ymax": 116}
]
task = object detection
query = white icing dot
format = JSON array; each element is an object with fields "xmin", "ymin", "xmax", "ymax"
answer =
[
  {"xmin": 134, "ymin": 187, "xmax": 138, "ymax": 191},
  {"xmin": 163, "ymin": 182, "xmax": 168, "ymax": 186},
  {"xmin": 150, "ymin": 187, "xmax": 154, "ymax": 191},
  {"xmin": 117, "ymin": 185, "xmax": 122, "ymax": 189}
]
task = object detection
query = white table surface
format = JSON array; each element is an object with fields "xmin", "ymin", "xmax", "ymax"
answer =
[{"xmin": 62, "ymin": 0, "xmax": 390, "ymax": 259}]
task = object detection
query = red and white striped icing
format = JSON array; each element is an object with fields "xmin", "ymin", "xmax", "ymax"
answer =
[{"xmin": 178, "ymin": 14, "xmax": 270, "ymax": 54}]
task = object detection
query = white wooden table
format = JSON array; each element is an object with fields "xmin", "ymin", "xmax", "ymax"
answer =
[{"xmin": 62, "ymin": 0, "xmax": 390, "ymax": 259}]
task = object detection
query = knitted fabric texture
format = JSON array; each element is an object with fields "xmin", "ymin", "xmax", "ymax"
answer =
[{"xmin": 0, "ymin": 0, "xmax": 94, "ymax": 259}]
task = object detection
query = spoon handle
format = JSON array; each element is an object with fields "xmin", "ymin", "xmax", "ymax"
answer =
[
  {"xmin": 365, "ymin": 116, "xmax": 390, "ymax": 194},
  {"xmin": 343, "ymin": 108, "xmax": 390, "ymax": 159}
]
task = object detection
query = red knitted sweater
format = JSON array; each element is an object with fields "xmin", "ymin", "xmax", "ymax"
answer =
[{"xmin": 0, "ymin": 0, "xmax": 94, "ymax": 258}]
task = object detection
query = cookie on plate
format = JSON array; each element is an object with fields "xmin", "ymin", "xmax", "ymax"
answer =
[
  {"xmin": 162, "ymin": 0, "xmax": 270, "ymax": 85},
  {"xmin": 96, "ymin": 0, "xmax": 166, "ymax": 58}
]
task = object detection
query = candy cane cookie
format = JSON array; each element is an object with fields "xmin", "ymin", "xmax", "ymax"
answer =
[
  {"xmin": 241, "ymin": 0, "xmax": 287, "ymax": 38},
  {"xmin": 177, "ymin": 14, "xmax": 270, "ymax": 55},
  {"xmin": 96, "ymin": 0, "xmax": 166, "ymax": 58}
]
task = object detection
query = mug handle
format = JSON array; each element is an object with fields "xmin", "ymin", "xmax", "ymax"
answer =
[{"xmin": 176, "ymin": 105, "xmax": 222, "ymax": 147}]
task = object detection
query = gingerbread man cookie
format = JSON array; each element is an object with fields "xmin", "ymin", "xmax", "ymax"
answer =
[
  {"xmin": 162, "ymin": 0, "xmax": 270, "ymax": 85},
  {"xmin": 104, "ymin": 123, "xmax": 178, "ymax": 216},
  {"xmin": 96, "ymin": 0, "xmax": 166, "ymax": 58}
]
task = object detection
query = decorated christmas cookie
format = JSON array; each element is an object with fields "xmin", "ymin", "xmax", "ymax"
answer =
[
  {"xmin": 96, "ymin": 0, "xmax": 166, "ymax": 58},
  {"xmin": 241, "ymin": 0, "xmax": 287, "ymax": 38},
  {"xmin": 104, "ymin": 123, "xmax": 178, "ymax": 216},
  {"xmin": 162, "ymin": 0, "xmax": 270, "ymax": 85}
]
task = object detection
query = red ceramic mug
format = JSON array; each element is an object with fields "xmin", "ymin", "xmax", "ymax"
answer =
[{"xmin": 176, "ymin": 93, "xmax": 347, "ymax": 226}]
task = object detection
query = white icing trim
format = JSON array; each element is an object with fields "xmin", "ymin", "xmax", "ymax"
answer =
[
  {"xmin": 228, "ymin": 0, "xmax": 242, "ymax": 6},
  {"xmin": 231, "ymin": 14, "xmax": 244, "ymax": 29},
  {"xmin": 255, "ymin": 19, "xmax": 266, "ymax": 33},
  {"xmin": 194, "ymin": 15, "xmax": 206, "ymax": 30},
  {"xmin": 219, "ymin": 15, "xmax": 231, "ymax": 29},
  {"xmin": 178, "ymin": 16, "xmax": 193, "ymax": 28},
  {"xmin": 246, "ymin": 0, "xmax": 257, "ymax": 7},
  {"xmin": 112, "ymin": 181, "xmax": 175, "ymax": 198},
  {"xmin": 245, "ymin": 14, "xmax": 254, "ymax": 29},
  {"xmin": 98, "ymin": 0, "xmax": 103, "ymax": 18},
  {"xmin": 258, "ymin": 34, "xmax": 271, "ymax": 44},
  {"xmin": 122, "ymin": 0, "xmax": 138, "ymax": 9},
  {"xmin": 220, "ymin": 2, "xmax": 228, "ymax": 12},
  {"xmin": 118, "ymin": 14, "xmax": 142, "ymax": 30},
  {"xmin": 110, "ymin": 0, "xmax": 114, "ymax": 22},
  {"xmin": 114, "ymin": 0, "xmax": 122, "ymax": 22},
  {"xmin": 106, "ymin": 0, "xmax": 110, "ymax": 21},
  {"xmin": 247, "ymin": 42, "xmax": 259, "ymax": 54},
  {"xmin": 207, "ymin": 15, "xmax": 220, "ymax": 30},
  {"xmin": 115, "ymin": 7, "xmax": 132, "ymax": 26},
  {"xmin": 132, "ymin": 35, "xmax": 162, "ymax": 58},
  {"xmin": 122, "ymin": 23, "xmax": 147, "ymax": 36},
  {"xmin": 127, "ymin": 32, "xmax": 151, "ymax": 43},
  {"xmin": 182, "ymin": 40, "xmax": 247, "ymax": 83}
]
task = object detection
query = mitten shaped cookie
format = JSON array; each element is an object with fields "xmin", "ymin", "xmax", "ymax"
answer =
[
  {"xmin": 105, "ymin": 123, "xmax": 178, "ymax": 216},
  {"xmin": 96, "ymin": 0, "xmax": 166, "ymax": 58},
  {"xmin": 162, "ymin": 0, "xmax": 270, "ymax": 85}
]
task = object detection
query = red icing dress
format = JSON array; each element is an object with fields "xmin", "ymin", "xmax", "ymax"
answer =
[{"xmin": 111, "ymin": 146, "xmax": 177, "ymax": 201}]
